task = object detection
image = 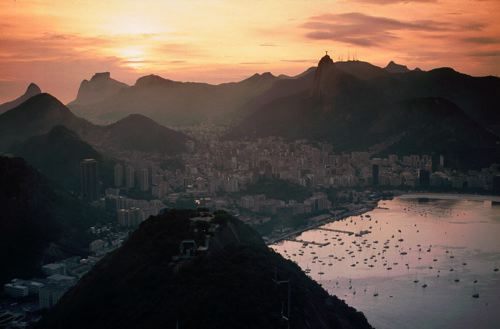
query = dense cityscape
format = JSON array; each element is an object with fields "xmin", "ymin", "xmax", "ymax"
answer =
[{"xmin": 3, "ymin": 123, "xmax": 499, "ymax": 327}]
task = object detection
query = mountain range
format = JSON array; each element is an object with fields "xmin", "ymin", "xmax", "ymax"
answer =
[
  {"xmin": 2, "ymin": 56, "xmax": 499, "ymax": 168},
  {"xmin": 65, "ymin": 59, "xmax": 500, "ymax": 137},
  {"xmin": 36, "ymin": 209, "xmax": 373, "ymax": 329},
  {"xmin": 68, "ymin": 71, "xmax": 284, "ymax": 125},
  {"xmin": 0, "ymin": 93, "xmax": 190, "ymax": 156},
  {"xmin": 227, "ymin": 55, "xmax": 500, "ymax": 167}
]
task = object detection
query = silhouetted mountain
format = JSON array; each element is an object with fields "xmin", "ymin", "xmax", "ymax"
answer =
[
  {"xmin": 374, "ymin": 97, "xmax": 500, "ymax": 168},
  {"xmin": 37, "ymin": 209, "xmax": 372, "ymax": 329},
  {"xmin": 336, "ymin": 60, "xmax": 390, "ymax": 80},
  {"xmin": 0, "ymin": 83, "xmax": 41, "ymax": 114},
  {"xmin": 228, "ymin": 56, "xmax": 500, "ymax": 167},
  {"xmin": 69, "ymin": 72, "xmax": 128, "ymax": 106},
  {"xmin": 0, "ymin": 93, "xmax": 92, "ymax": 151},
  {"xmin": 0, "ymin": 93, "xmax": 190, "ymax": 155},
  {"xmin": 10, "ymin": 125, "xmax": 114, "ymax": 193},
  {"xmin": 0, "ymin": 156, "xmax": 108, "ymax": 284},
  {"xmin": 384, "ymin": 61, "xmax": 410, "ymax": 74},
  {"xmin": 372, "ymin": 67, "xmax": 500, "ymax": 135},
  {"xmin": 101, "ymin": 114, "xmax": 189, "ymax": 154},
  {"xmin": 68, "ymin": 72, "xmax": 281, "ymax": 125}
]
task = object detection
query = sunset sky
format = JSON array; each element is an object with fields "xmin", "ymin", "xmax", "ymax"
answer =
[{"xmin": 0, "ymin": 0, "xmax": 499, "ymax": 103}]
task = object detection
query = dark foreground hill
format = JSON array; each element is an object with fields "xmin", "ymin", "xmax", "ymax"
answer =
[
  {"xmin": 0, "ymin": 157, "xmax": 108, "ymax": 284},
  {"xmin": 37, "ymin": 209, "xmax": 373, "ymax": 329}
]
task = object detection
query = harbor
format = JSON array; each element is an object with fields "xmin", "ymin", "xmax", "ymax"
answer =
[{"xmin": 271, "ymin": 195, "xmax": 500, "ymax": 329}]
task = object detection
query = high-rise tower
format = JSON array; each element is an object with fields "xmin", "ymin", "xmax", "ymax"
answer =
[{"xmin": 80, "ymin": 158, "xmax": 99, "ymax": 201}]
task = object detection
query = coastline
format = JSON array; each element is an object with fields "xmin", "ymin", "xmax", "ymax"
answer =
[
  {"xmin": 398, "ymin": 192, "xmax": 500, "ymax": 202},
  {"xmin": 265, "ymin": 190, "xmax": 500, "ymax": 246},
  {"xmin": 265, "ymin": 202, "xmax": 380, "ymax": 246}
]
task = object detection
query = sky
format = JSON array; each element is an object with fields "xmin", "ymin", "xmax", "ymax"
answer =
[{"xmin": 0, "ymin": 0, "xmax": 499, "ymax": 103}]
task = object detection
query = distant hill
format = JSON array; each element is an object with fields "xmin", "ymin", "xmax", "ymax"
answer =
[
  {"xmin": 10, "ymin": 125, "xmax": 115, "ymax": 193},
  {"xmin": 374, "ymin": 97, "xmax": 500, "ymax": 168},
  {"xmin": 0, "ymin": 93, "xmax": 92, "ymax": 151},
  {"xmin": 0, "ymin": 83, "xmax": 41, "ymax": 114},
  {"xmin": 337, "ymin": 60, "xmax": 391, "ymax": 80},
  {"xmin": 384, "ymin": 61, "xmax": 411, "ymax": 74},
  {"xmin": 36, "ymin": 209, "xmax": 372, "ymax": 329},
  {"xmin": 0, "ymin": 93, "xmax": 190, "ymax": 155},
  {"xmin": 371, "ymin": 67, "xmax": 500, "ymax": 135},
  {"xmin": 68, "ymin": 72, "xmax": 128, "ymax": 106},
  {"xmin": 0, "ymin": 156, "xmax": 108, "ymax": 284},
  {"xmin": 101, "ymin": 114, "xmax": 189, "ymax": 154},
  {"xmin": 68, "ymin": 72, "xmax": 282, "ymax": 126},
  {"xmin": 228, "ymin": 55, "xmax": 500, "ymax": 167}
]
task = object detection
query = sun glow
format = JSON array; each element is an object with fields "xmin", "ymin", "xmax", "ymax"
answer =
[
  {"xmin": 116, "ymin": 46, "xmax": 147, "ymax": 70},
  {"xmin": 104, "ymin": 15, "xmax": 167, "ymax": 36}
]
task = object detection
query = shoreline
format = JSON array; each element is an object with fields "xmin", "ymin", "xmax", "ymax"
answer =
[
  {"xmin": 265, "ymin": 202, "xmax": 379, "ymax": 246},
  {"xmin": 398, "ymin": 192, "xmax": 500, "ymax": 202},
  {"xmin": 266, "ymin": 191, "xmax": 500, "ymax": 246}
]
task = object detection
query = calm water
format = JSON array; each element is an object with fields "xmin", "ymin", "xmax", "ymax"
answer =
[{"xmin": 271, "ymin": 195, "xmax": 500, "ymax": 329}]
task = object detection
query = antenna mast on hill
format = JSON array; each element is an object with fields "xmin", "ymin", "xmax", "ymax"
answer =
[{"xmin": 274, "ymin": 267, "xmax": 291, "ymax": 329}]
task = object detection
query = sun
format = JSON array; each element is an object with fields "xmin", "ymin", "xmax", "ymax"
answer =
[{"xmin": 117, "ymin": 46, "xmax": 147, "ymax": 70}]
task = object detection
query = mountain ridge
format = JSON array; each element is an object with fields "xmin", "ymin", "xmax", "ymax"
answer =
[
  {"xmin": 0, "ymin": 82, "xmax": 41, "ymax": 114},
  {"xmin": 227, "ymin": 57, "xmax": 500, "ymax": 168},
  {"xmin": 0, "ymin": 93, "xmax": 190, "ymax": 156},
  {"xmin": 10, "ymin": 125, "xmax": 115, "ymax": 193}
]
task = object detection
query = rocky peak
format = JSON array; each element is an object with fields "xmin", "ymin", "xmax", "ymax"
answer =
[
  {"xmin": 90, "ymin": 72, "xmax": 111, "ymax": 81},
  {"xmin": 135, "ymin": 74, "xmax": 173, "ymax": 87},
  {"xmin": 25, "ymin": 83, "xmax": 42, "ymax": 96},
  {"xmin": 312, "ymin": 52, "xmax": 335, "ymax": 97},
  {"xmin": 318, "ymin": 53, "xmax": 334, "ymax": 68},
  {"xmin": 385, "ymin": 60, "xmax": 410, "ymax": 74},
  {"xmin": 70, "ymin": 72, "xmax": 128, "ymax": 106}
]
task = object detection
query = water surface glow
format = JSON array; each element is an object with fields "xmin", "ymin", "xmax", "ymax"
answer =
[{"xmin": 272, "ymin": 195, "xmax": 500, "ymax": 329}]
